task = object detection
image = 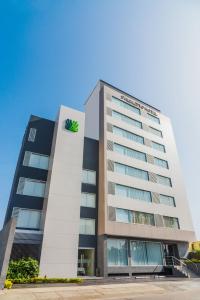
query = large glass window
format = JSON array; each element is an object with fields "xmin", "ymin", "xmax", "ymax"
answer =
[
  {"xmin": 112, "ymin": 96, "xmax": 140, "ymax": 115},
  {"xmin": 115, "ymin": 184, "xmax": 152, "ymax": 203},
  {"xmin": 16, "ymin": 208, "xmax": 41, "ymax": 230},
  {"xmin": 163, "ymin": 216, "xmax": 179, "ymax": 229},
  {"xmin": 23, "ymin": 152, "xmax": 49, "ymax": 170},
  {"xmin": 147, "ymin": 113, "xmax": 160, "ymax": 124},
  {"xmin": 114, "ymin": 143, "xmax": 146, "ymax": 162},
  {"xmin": 112, "ymin": 110, "xmax": 142, "ymax": 129},
  {"xmin": 130, "ymin": 241, "xmax": 163, "ymax": 265},
  {"xmin": 149, "ymin": 127, "xmax": 162, "ymax": 137},
  {"xmin": 82, "ymin": 170, "xmax": 96, "ymax": 185},
  {"xmin": 115, "ymin": 163, "xmax": 149, "ymax": 181},
  {"xmin": 156, "ymin": 175, "xmax": 172, "ymax": 187},
  {"xmin": 130, "ymin": 241, "xmax": 147, "ymax": 265},
  {"xmin": 159, "ymin": 194, "xmax": 175, "ymax": 206},
  {"xmin": 79, "ymin": 218, "xmax": 95, "ymax": 235},
  {"xmin": 113, "ymin": 126, "xmax": 144, "ymax": 145},
  {"xmin": 17, "ymin": 177, "xmax": 46, "ymax": 197},
  {"xmin": 116, "ymin": 208, "xmax": 132, "ymax": 223},
  {"xmin": 107, "ymin": 239, "xmax": 128, "ymax": 266},
  {"xmin": 81, "ymin": 193, "xmax": 96, "ymax": 208},
  {"xmin": 154, "ymin": 157, "xmax": 168, "ymax": 169},
  {"xmin": 152, "ymin": 141, "xmax": 165, "ymax": 152},
  {"xmin": 134, "ymin": 211, "xmax": 155, "ymax": 226}
]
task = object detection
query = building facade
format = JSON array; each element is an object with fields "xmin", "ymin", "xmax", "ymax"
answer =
[{"xmin": 1, "ymin": 80, "xmax": 196, "ymax": 278}]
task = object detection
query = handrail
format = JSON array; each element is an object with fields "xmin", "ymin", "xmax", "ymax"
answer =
[
  {"xmin": 181, "ymin": 257, "xmax": 199, "ymax": 274},
  {"xmin": 166, "ymin": 256, "xmax": 189, "ymax": 277}
]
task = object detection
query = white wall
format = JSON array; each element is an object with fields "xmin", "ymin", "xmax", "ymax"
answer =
[{"xmin": 40, "ymin": 106, "xmax": 85, "ymax": 278}]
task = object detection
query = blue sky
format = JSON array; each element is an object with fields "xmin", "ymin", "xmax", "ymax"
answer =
[{"xmin": 0, "ymin": 0, "xmax": 200, "ymax": 238}]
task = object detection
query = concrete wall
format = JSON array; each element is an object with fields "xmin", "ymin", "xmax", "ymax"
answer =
[
  {"xmin": 103, "ymin": 84, "xmax": 195, "ymax": 237},
  {"xmin": 0, "ymin": 218, "xmax": 16, "ymax": 289},
  {"xmin": 84, "ymin": 82, "xmax": 100, "ymax": 140},
  {"xmin": 39, "ymin": 106, "xmax": 85, "ymax": 278}
]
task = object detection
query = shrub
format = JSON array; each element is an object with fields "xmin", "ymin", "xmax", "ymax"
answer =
[
  {"xmin": 7, "ymin": 258, "xmax": 39, "ymax": 280},
  {"xmin": 10, "ymin": 277, "xmax": 84, "ymax": 284},
  {"xmin": 4, "ymin": 280, "xmax": 13, "ymax": 289}
]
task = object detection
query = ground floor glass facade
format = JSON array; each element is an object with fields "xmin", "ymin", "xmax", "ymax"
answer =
[{"xmin": 107, "ymin": 238, "xmax": 163, "ymax": 267}]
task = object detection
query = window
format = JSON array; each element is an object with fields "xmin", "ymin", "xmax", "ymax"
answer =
[
  {"xmin": 113, "ymin": 126, "xmax": 144, "ymax": 145},
  {"xmin": 115, "ymin": 184, "xmax": 152, "ymax": 203},
  {"xmin": 149, "ymin": 127, "xmax": 162, "ymax": 138},
  {"xmin": 115, "ymin": 163, "xmax": 149, "ymax": 181},
  {"xmin": 23, "ymin": 152, "xmax": 49, "ymax": 170},
  {"xmin": 15, "ymin": 208, "xmax": 41, "ymax": 230},
  {"xmin": 134, "ymin": 211, "xmax": 155, "ymax": 226},
  {"xmin": 81, "ymin": 193, "xmax": 96, "ymax": 208},
  {"xmin": 114, "ymin": 143, "xmax": 147, "ymax": 162},
  {"xmin": 28, "ymin": 128, "xmax": 37, "ymax": 142},
  {"xmin": 112, "ymin": 96, "xmax": 140, "ymax": 115},
  {"xmin": 163, "ymin": 216, "xmax": 179, "ymax": 229},
  {"xmin": 147, "ymin": 113, "xmax": 160, "ymax": 124},
  {"xmin": 107, "ymin": 239, "xmax": 128, "ymax": 266},
  {"xmin": 82, "ymin": 169, "xmax": 96, "ymax": 185},
  {"xmin": 79, "ymin": 218, "xmax": 95, "ymax": 235},
  {"xmin": 152, "ymin": 141, "xmax": 165, "ymax": 152},
  {"xmin": 159, "ymin": 194, "xmax": 175, "ymax": 206},
  {"xmin": 154, "ymin": 157, "xmax": 168, "ymax": 169},
  {"xmin": 17, "ymin": 177, "xmax": 46, "ymax": 197},
  {"xmin": 156, "ymin": 175, "xmax": 172, "ymax": 187},
  {"xmin": 116, "ymin": 208, "xmax": 132, "ymax": 223},
  {"xmin": 130, "ymin": 241, "xmax": 163, "ymax": 266},
  {"xmin": 112, "ymin": 110, "xmax": 142, "ymax": 129}
]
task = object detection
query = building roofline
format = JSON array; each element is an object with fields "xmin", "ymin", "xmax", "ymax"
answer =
[{"xmin": 99, "ymin": 79, "xmax": 160, "ymax": 112}]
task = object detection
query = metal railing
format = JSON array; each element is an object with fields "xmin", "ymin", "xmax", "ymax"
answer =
[
  {"xmin": 181, "ymin": 257, "xmax": 199, "ymax": 274},
  {"xmin": 165, "ymin": 256, "xmax": 189, "ymax": 277}
]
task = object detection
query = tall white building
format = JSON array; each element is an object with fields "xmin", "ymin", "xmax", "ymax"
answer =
[{"xmin": 0, "ymin": 80, "xmax": 195, "ymax": 281}]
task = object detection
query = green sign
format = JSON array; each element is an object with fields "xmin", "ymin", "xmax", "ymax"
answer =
[{"xmin": 65, "ymin": 119, "xmax": 79, "ymax": 132}]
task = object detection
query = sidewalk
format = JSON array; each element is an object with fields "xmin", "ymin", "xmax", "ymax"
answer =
[{"xmin": 0, "ymin": 279, "xmax": 200, "ymax": 300}]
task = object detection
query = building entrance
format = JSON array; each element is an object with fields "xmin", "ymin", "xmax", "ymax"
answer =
[{"xmin": 77, "ymin": 248, "xmax": 95, "ymax": 276}]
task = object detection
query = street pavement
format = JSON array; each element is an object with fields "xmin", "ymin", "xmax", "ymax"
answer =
[{"xmin": 0, "ymin": 279, "xmax": 200, "ymax": 299}]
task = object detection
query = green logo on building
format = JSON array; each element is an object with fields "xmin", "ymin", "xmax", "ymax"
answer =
[{"xmin": 65, "ymin": 119, "xmax": 79, "ymax": 132}]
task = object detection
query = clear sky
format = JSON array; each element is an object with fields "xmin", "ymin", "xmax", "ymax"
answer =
[{"xmin": 0, "ymin": 0, "xmax": 200, "ymax": 238}]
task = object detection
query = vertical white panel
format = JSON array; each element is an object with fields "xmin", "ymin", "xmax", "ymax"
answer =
[{"xmin": 40, "ymin": 106, "xmax": 85, "ymax": 277}]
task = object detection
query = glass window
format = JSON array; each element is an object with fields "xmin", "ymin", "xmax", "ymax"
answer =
[
  {"xmin": 156, "ymin": 175, "xmax": 172, "ymax": 187},
  {"xmin": 159, "ymin": 194, "xmax": 175, "ymax": 206},
  {"xmin": 23, "ymin": 152, "xmax": 49, "ymax": 170},
  {"xmin": 82, "ymin": 170, "xmax": 96, "ymax": 185},
  {"xmin": 112, "ymin": 110, "xmax": 142, "ymax": 129},
  {"xmin": 134, "ymin": 211, "xmax": 155, "ymax": 226},
  {"xmin": 17, "ymin": 177, "xmax": 46, "ymax": 197},
  {"xmin": 107, "ymin": 239, "xmax": 128, "ymax": 266},
  {"xmin": 147, "ymin": 113, "xmax": 160, "ymax": 124},
  {"xmin": 113, "ymin": 126, "xmax": 144, "ymax": 144},
  {"xmin": 81, "ymin": 193, "xmax": 96, "ymax": 208},
  {"xmin": 16, "ymin": 208, "xmax": 41, "ymax": 230},
  {"xmin": 154, "ymin": 157, "xmax": 168, "ymax": 169},
  {"xmin": 115, "ymin": 163, "xmax": 149, "ymax": 181},
  {"xmin": 116, "ymin": 208, "xmax": 132, "ymax": 223},
  {"xmin": 28, "ymin": 128, "xmax": 37, "ymax": 142},
  {"xmin": 130, "ymin": 241, "xmax": 163, "ymax": 266},
  {"xmin": 112, "ymin": 96, "xmax": 140, "ymax": 115},
  {"xmin": 114, "ymin": 143, "xmax": 146, "ymax": 162},
  {"xmin": 115, "ymin": 184, "xmax": 152, "ymax": 203},
  {"xmin": 130, "ymin": 241, "xmax": 147, "ymax": 265},
  {"xmin": 79, "ymin": 218, "xmax": 95, "ymax": 235},
  {"xmin": 152, "ymin": 141, "xmax": 165, "ymax": 152},
  {"xmin": 149, "ymin": 127, "xmax": 162, "ymax": 137},
  {"xmin": 163, "ymin": 216, "xmax": 179, "ymax": 229},
  {"xmin": 146, "ymin": 242, "xmax": 163, "ymax": 265}
]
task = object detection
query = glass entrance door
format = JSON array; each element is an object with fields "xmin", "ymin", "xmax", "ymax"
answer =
[{"xmin": 77, "ymin": 248, "xmax": 95, "ymax": 276}]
